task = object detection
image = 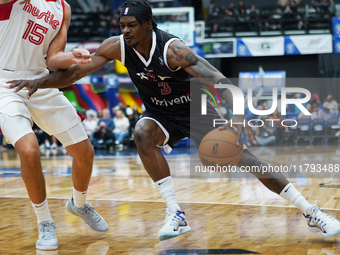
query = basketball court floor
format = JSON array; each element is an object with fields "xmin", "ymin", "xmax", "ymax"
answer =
[{"xmin": 1, "ymin": 144, "xmax": 340, "ymax": 255}]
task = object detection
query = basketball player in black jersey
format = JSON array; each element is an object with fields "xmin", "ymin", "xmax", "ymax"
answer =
[{"xmin": 8, "ymin": 0, "xmax": 340, "ymax": 241}]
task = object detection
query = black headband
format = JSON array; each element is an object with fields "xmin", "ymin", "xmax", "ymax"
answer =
[{"xmin": 120, "ymin": 6, "xmax": 153, "ymax": 20}]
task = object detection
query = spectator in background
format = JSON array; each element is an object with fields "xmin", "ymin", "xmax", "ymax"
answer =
[
  {"xmin": 298, "ymin": 102, "xmax": 312, "ymax": 119},
  {"xmin": 211, "ymin": 5, "xmax": 223, "ymax": 32},
  {"xmin": 286, "ymin": 93, "xmax": 297, "ymax": 113},
  {"xmin": 283, "ymin": 5, "xmax": 294, "ymax": 18},
  {"xmin": 296, "ymin": 13, "xmax": 304, "ymax": 30},
  {"xmin": 113, "ymin": 109, "xmax": 130, "ymax": 149},
  {"xmin": 277, "ymin": 0, "xmax": 290, "ymax": 7},
  {"xmin": 311, "ymin": 103, "xmax": 320, "ymax": 119},
  {"xmin": 97, "ymin": 109, "xmax": 103, "ymax": 119},
  {"xmin": 326, "ymin": 94, "xmax": 338, "ymax": 116},
  {"xmin": 329, "ymin": 0, "xmax": 335, "ymax": 15},
  {"xmin": 114, "ymin": 100, "xmax": 132, "ymax": 118},
  {"xmin": 248, "ymin": 5, "xmax": 258, "ymax": 30},
  {"xmin": 269, "ymin": 109, "xmax": 289, "ymax": 142},
  {"xmin": 209, "ymin": 1, "xmax": 217, "ymax": 15},
  {"xmin": 98, "ymin": 108, "xmax": 115, "ymax": 132},
  {"xmin": 91, "ymin": 121, "xmax": 115, "ymax": 151},
  {"xmin": 259, "ymin": 8, "xmax": 269, "ymax": 31},
  {"xmin": 311, "ymin": 93, "xmax": 323, "ymax": 109},
  {"xmin": 91, "ymin": 6, "xmax": 102, "ymax": 28},
  {"xmin": 223, "ymin": 8, "xmax": 234, "ymax": 22},
  {"xmin": 229, "ymin": 2, "xmax": 236, "ymax": 14},
  {"xmin": 125, "ymin": 104, "xmax": 134, "ymax": 120},
  {"xmin": 237, "ymin": 7, "xmax": 248, "ymax": 31},
  {"xmin": 109, "ymin": 19, "xmax": 120, "ymax": 36},
  {"xmin": 238, "ymin": 1, "xmax": 246, "ymax": 12},
  {"xmin": 318, "ymin": 102, "xmax": 335, "ymax": 121},
  {"xmin": 130, "ymin": 105, "xmax": 141, "ymax": 131},
  {"xmin": 83, "ymin": 109, "xmax": 98, "ymax": 139},
  {"xmin": 33, "ymin": 123, "xmax": 52, "ymax": 151},
  {"xmin": 308, "ymin": 4, "xmax": 317, "ymax": 13},
  {"xmin": 172, "ymin": 0, "xmax": 182, "ymax": 7},
  {"xmin": 253, "ymin": 116, "xmax": 277, "ymax": 146}
]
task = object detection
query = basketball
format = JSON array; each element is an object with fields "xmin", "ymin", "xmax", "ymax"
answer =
[{"xmin": 198, "ymin": 128, "xmax": 243, "ymax": 167}]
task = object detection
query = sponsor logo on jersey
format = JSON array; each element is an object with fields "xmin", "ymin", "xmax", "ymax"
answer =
[
  {"xmin": 23, "ymin": 2, "xmax": 60, "ymax": 29},
  {"xmin": 55, "ymin": 2, "xmax": 63, "ymax": 12},
  {"xmin": 150, "ymin": 93, "xmax": 190, "ymax": 107},
  {"xmin": 158, "ymin": 75, "xmax": 171, "ymax": 81},
  {"xmin": 136, "ymin": 72, "xmax": 149, "ymax": 80}
]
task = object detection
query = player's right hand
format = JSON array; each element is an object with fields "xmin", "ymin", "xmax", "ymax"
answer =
[
  {"xmin": 6, "ymin": 79, "xmax": 38, "ymax": 99},
  {"xmin": 72, "ymin": 48, "xmax": 92, "ymax": 65}
]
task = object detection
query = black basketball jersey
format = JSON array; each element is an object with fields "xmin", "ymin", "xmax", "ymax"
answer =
[{"xmin": 120, "ymin": 29, "xmax": 192, "ymax": 119}]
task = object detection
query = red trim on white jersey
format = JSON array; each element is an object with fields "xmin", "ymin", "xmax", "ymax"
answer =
[
  {"xmin": 0, "ymin": 0, "xmax": 17, "ymax": 21},
  {"xmin": 60, "ymin": 0, "xmax": 65, "ymax": 28}
]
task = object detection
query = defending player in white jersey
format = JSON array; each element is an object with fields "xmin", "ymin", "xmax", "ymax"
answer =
[{"xmin": 0, "ymin": 0, "xmax": 108, "ymax": 250}]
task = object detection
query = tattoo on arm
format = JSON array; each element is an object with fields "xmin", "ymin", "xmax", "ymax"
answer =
[
  {"xmin": 189, "ymin": 58, "xmax": 216, "ymax": 78},
  {"xmin": 185, "ymin": 52, "xmax": 198, "ymax": 65},
  {"xmin": 167, "ymin": 53, "xmax": 175, "ymax": 62}
]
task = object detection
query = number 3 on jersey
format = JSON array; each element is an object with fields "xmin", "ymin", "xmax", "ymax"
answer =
[
  {"xmin": 158, "ymin": 82, "xmax": 171, "ymax": 95},
  {"xmin": 22, "ymin": 20, "xmax": 48, "ymax": 45}
]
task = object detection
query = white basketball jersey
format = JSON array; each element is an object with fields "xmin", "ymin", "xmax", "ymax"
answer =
[{"xmin": 0, "ymin": 0, "xmax": 64, "ymax": 72}]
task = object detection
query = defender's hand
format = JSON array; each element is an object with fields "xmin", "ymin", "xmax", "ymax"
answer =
[{"xmin": 6, "ymin": 80, "xmax": 38, "ymax": 99}]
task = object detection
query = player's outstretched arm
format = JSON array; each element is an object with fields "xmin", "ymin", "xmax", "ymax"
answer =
[
  {"xmin": 45, "ymin": 2, "xmax": 92, "ymax": 71},
  {"xmin": 6, "ymin": 37, "xmax": 121, "ymax": 99},
  {"xmin": 166, "ymin": 40, "xmax": 256, "ymax": 146}
]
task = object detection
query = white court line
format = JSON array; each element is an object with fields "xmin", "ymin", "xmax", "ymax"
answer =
[{"xmin": 1, "ymin": 195, "xmax": 340, "ymax": 211}]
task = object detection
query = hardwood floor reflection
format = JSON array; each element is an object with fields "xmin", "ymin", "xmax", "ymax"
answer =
[{"xmin": 1, "ymin": 145, "xmax": 340, "ymax": 254}]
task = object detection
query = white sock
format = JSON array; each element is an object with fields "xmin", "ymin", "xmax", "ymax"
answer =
[
  {"xmin": 31, "ymin": 199, "xmax": 53, "ymax": 224},
  {"xmin": 73, "ymin": 187, "xmax": 87, "ymax": 208},
  {"xmin": 279, "ymin": 183, "xmax": 312, "ymax": 214},
  {"xmin": 155, "ymin": 176, "xmax": 181, "ymax": 211}
]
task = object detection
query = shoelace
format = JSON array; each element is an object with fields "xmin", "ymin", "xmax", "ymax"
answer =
[
  {"xmin": 310, "ymin": 203, "xmax": 335, "ymax": 231},
  {"xmin": 169, "ymin": 215, "xmax": 181, "ymax": 228},
  {"xmin": 84, "ymin": 204, "xmax": 101, "ymax": 222},
  {"xmin": 40, "ymin": 222, "xmax": 55, "ymax": 240}
]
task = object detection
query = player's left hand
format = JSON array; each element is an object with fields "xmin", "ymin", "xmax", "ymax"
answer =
[
  {"xmin": 72, "ymin": 48, "xmax": 92, "ymax": 65},
  {"xmin": 219, "ymin": 114, "xmax": 257, "ymax": 146}
]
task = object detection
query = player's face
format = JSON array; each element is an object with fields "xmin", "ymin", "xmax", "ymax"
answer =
[{"xmin": 119, "ymin": 16, "xmax": 150, "ymax": 48}]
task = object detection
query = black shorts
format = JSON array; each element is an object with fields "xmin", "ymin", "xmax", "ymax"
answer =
[{"xmin": 140, "ymin": 104, "xmax": 221, "ymax": 148}]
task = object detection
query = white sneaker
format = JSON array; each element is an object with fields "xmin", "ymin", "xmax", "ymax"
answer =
[
  {"xmin": 304, "ymin": 201, "xmax": 340, "ymax": 238},
  {"xmin": 36, "ymin": 221, "xmax": 58, "ymax": 250},
  {"xmin": 65, "ymin": 197, "xmax": 108, "ymax": 233},
  {"xmin": 50, "ymin": 143, "xmax": 57, "ymax": 150},
  {"xmin": 158, "ymin": 205, "xmax": 191, "ymax": 241}
]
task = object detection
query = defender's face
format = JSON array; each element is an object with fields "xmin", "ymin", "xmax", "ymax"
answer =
[{"xmin": 119, "ymin": 16, "xmax": 149, "ymax": 48}]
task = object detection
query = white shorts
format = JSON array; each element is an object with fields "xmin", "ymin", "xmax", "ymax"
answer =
[
  {"xmin": 0, "ymin": 114, "xmax": 33, "ymax": 146},
  {"xmin": 0, "ymin": 69, "xmax": 87, "ymax": 146}
]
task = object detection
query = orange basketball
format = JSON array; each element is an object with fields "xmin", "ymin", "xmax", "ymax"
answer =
[{"xmin": 198, "ymin": 128, "xmax": 243, "ymax": 167}]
